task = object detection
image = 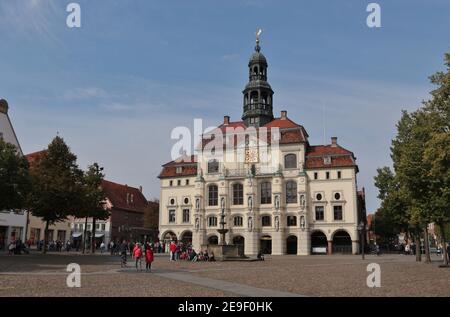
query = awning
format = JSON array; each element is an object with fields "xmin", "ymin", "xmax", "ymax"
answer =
[
  {"xmin": 95, "ymin": 233, "xmax": 105, "ymax": 238},
  {"xmin": 72, "ymin": 232, "xmax": 82, "ymax": 238}
]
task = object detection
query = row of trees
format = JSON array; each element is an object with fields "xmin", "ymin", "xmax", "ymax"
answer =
[
  {"xmin": 373, "ymin": 53, "xmax": 450, "ymax": 265},
  {"xmin": 0, "ymin": 136, "xmax": 109, "ymax": 253}
]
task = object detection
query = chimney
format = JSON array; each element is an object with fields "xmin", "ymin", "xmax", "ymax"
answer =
[
  {"xmin": 331, "ymin": 136, "xmax": 338, "ymax": 147},
  {"xmin": 280, "ymin": 110, "xmax": 287, "ymax": 120},
  {"xmin": 0, "ymin": 99, "xmax": 8, "ymax": 114},
  {"xmin": 224, "ymin": 115, "xmax": 230, "ymax": 125}
]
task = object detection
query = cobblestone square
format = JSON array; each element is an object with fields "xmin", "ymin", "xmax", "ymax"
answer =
[{"xmin": 1, "ymin": 252, "xmax": 449, "ymax": 297}]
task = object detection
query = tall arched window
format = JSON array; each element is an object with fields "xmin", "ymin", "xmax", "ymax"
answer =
[
  {"xmin": 284, "ymin": 154, "xmax": 297, "ymax": 169},
  {"xmin": 233, "ymin": 183, "xmax": 243, "ymax": 205},
  {"xmin": 260, "ymin": 182, "xmax": 272, "ymax": 204},
  {"xmin": 208, "ymin": 185, "xmax": 218, "ymax": 206},
  {"xmin": 286, "ymin": 181, "xmax": 297, "ymax": 203},
  {"xmin": 207, "ymin": 159, "xmax": 219, "ymax": 173}
]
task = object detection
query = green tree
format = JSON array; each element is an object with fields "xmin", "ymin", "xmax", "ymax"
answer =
[
  {"xmin": 375, "ymin": 53, "xmax": 450, "ymax": 264},
  {"xmin": 373, "ymin": 167, "xmax": 409, "ymax": 247},
  {"xmin": 27, "ymin": 136, "xmax": 83, "ymax": 253},
  {"xmin": 0, "ymin": 139, "xmax": 30, "ymax": 210},
  {"xmin": 84, "ymin": 163, "xmax": 109, "ymax": 253}
]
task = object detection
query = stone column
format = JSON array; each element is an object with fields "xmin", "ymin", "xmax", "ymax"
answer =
[
  {"xmin": 352, "ymin": 240, "xmax": 359, "ymax": 255},
  {"xmin": 245, "ymin": 231, "xmax": 259, "ymax": 256},
  {"xmin": 298, "ymin": 229, "xmax": 310, "ymax": 255},
  {"xmin": 272, "ymin": 230, "xmax": 284, "ymax": 255},
  {"xmin": 327, "ymin": 240, "xmax": 333, "ymax": 255}
]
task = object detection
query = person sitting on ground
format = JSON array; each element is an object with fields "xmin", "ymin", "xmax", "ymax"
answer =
[{"xmin": 257, "ymin": 251, "xmax": 265, "ymax": 261}]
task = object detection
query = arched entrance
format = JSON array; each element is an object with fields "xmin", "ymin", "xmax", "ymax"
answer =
[
  {"xmin": 260, "ymin": 235, "xmax": 272, "ymax": 254},
  {"xmin": 311, "ymin": 231, "xmax": 328, "ymax": 254},
  {"xmin": 332, "ymin": 230, "xmax": 352, "ymax": 254},
  {"xmin": 180, "ymin": 231, "xmax": 192, "ymax": 246},
  {"xmin": 286, "ymin": 235, "xmax": 298, "ymax": 254},
  {"xmin": 208, "ymin": 235, "xmax": 218, "ymax": 245},
  {"xmin": 233, "ymin": 235, "xmax": 244, "ymax": 246},
  {"xmin": 162, "ymin": 231, "xmax": 177, "ymax": 244},
  {"xmin": 233, "ymin": 235, "xmax": 245, "ymax": 256}
]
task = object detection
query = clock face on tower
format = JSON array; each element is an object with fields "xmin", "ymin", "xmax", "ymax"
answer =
[{"xmin": 245, "ymin": 147, "xmax": 259, "ymax": 163}]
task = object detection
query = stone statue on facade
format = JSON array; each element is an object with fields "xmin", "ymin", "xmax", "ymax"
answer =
[
  {"xmin": 195, "ymin": 217, "xmax": 200, "ymax": 231},
  {"xmin": 248, "ymin": 216, "xmax": 253, "ymax": 231}
]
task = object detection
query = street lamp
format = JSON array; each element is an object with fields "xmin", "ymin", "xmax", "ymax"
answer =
[{"xmin": 357, "ymin": 221, "xmax": 366, "ymax": 260}]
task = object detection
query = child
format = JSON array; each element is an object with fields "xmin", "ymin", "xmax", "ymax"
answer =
[{"xmin": 145, "ymin": 245, "xmax": 154, "ymax": 272}]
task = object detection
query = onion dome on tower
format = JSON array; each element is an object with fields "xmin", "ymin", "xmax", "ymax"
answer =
[{"xmin": 242, "ymin": 30, "xmax": 274, "ymax": 127}]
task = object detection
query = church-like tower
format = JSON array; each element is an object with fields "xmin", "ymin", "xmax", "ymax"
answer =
[{"xmin": 242, "ymin": 35, "xmax": 274, "ymax": 127}]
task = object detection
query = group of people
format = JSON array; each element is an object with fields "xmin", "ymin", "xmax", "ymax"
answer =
[
  {"xmin": 6, "ymin": 239, "xmax": 29, "ymax": 255},
  {"xmin": 168, "ymin": 241, "xmax": 215, "ymax": 262},
  {"xmin": 117, "ymin": 240, "xmax": 154, "ymax": 272},
  {"xmin": 108, "ymin": 240, "xmax": 165, "ymax": 256}
]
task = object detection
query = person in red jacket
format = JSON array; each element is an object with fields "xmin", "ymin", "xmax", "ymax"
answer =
[
  {"xmin": 133, "ymin": 243, "xmax": 143, "ymax": 271},
  {"xmin": 169, "ymin": 241, "xmax": 177, "ymax": 261},
  {"xmin": 145, "ymin": 243, "xmax": 154, "ymax": 272}
]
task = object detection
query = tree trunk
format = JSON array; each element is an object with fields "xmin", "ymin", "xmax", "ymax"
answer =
[
  {"xmin": 91, "ymin": 218, "xmax": 96, "ymax": 253},
  {"xmin": 82, "ymin": 217, "xmax": 88, "ymax": 254},
  {"xmin": 415, "ymin": 233, "xmax": 421, "ymax": 262},
  {"xmin": 43, "ymin": 220, "xmax": 49, "ymax": 254},
  {"xmin": 440, "ymin": 223, "xmax": 448, "ymax": 266},
  {"xmin": 424, "ymin": 226, "xmax": 431, "ymax": 263}
]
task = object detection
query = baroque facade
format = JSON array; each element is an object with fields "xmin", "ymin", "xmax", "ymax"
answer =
[
  {"xmin": 0, "ymin": 99, "xmax": 27, "ymax": 250},
  {"xmin": 158, "ymin": 39, "xmax": 366, "ymax": 256}
]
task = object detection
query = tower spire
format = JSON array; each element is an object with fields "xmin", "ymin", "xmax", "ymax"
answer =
[
  {"xmin": 242, "ymin": 29, "xmax": 274, "ymax": 127},
  {"xmin": 255, "ymin": 28, "xmax": 262, "ymax": 52}
]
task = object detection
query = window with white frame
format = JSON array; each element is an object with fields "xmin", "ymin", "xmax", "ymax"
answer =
[
  {"xmin": 234, "ymin": 216, "xmax": 243, "ymax": 227},
  {"xmin": 208, "ymin": 216, "xmax": 217, "ymax": 227},
  {"xmin": 315, "ymin": 206, "xmax": 325, "ymax": 221},
  {"xmin": 168, "ymin": 210, "xmax": 176, "ymax": 223},
  {"xmin": 333, "ymin": 205, "xmax": 343, "ymax": 221}
]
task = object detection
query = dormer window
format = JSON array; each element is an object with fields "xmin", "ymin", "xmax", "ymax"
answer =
[
  {"xmin": 324, "ymin": 156, "xmax": 331, "ymax": 165},
  {"xmin": 130, "ymin": 194, "xmax": 134, "ymax": 203},
  {"xmin": 176, "ymin": 166, "xmax": 183, "ymax": 174}
]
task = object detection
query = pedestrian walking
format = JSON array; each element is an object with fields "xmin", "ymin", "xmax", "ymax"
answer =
[
  {"xmin": 119, "ymin": 240, "xmax": 128, "ymax": 268},
  {"xmin": 133, "ymin": 243, "xmax": 143, "ymax": 271},
  {"xmin": 145, "ymin": 244, "xmax": 154, "ymax": 272},
  {"xmin": 169, "ymin": 241, "xmax": 176, "ymax": 261}
]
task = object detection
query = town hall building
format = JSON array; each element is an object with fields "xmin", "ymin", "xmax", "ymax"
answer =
[{"xmin": 158, "ymin": 37, "xmax": 366, "ymax": 256}]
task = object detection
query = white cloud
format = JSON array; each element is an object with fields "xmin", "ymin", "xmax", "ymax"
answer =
[{"xmin": 0, "ymin": 0, "xmax": 61, "ymax": 41}]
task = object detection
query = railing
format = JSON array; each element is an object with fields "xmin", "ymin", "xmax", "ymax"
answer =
[{"xmin": 226, "ymin": 166, "xmax": 278, "ymax": 177}]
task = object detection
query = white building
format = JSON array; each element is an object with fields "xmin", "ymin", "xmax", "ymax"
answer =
[
  {"xmin": 0, "ymin": 99, "xmax": 27, "ymax": 250},
  {"xmin": 158, "ymin": 40, "xmax": 366, "ymax": 256}
]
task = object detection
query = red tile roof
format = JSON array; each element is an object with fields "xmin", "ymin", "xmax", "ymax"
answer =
[
  {"xmin": 305, "ymin": 145, "xmax": 357, "ymax": 169},
  {"xmin": 306, "ymin": 145, "xmax": 353, "ymax": 156},
  {"xmin": 101, "ymin": 180, "xmax": 148, "ymax": 213},
  {"xmin": 197, "ymin": 117, "xmax": 308, "ymax": 151},
  {"xmin": 25, "ymin": 150, "xmax": 47, "ymax": 167},
  {"xmin": 162, "ymin": 154, "xmax": 197, "ymax": 166},
  {"xmin": 263, "ymin": 117, "xmax": 299, "ymax": 129},
  {"xmin": 159, "ymin": 154, "xmax": 198, "ymax": 178},
  {"xmin": 158, "ymin": 164, "xmax": 197, "ymax": 178}
]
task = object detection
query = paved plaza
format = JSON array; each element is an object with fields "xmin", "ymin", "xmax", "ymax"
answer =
[{"xmin": 0, "ymin": 252, "xmax": 449, "ymax": 297}]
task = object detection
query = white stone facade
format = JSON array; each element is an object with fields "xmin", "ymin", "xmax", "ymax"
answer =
[{"xmin": 159, "ymin": 139, "xmax": 362, "ymax": 256}]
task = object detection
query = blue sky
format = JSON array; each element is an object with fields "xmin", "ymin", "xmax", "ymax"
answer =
[{"xmin": 1, "ymin": 0, "xmax": 449, "ymax": 212}]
